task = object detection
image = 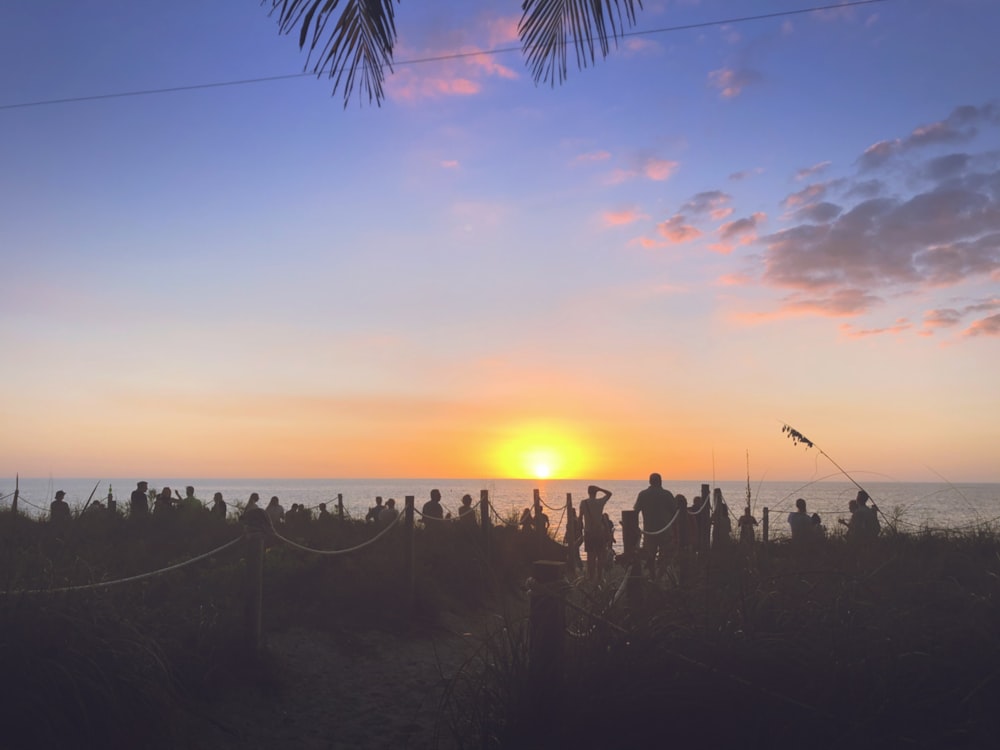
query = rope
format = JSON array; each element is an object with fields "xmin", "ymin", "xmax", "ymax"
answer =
[
  {"xmin": 412, "ymin": 506, "xmax": 456, "ymax": 523},
  {"xmin": 639, "ymin": 510, "xmax": 681, "ymax": 537},
  {"xmin": 687, "ymin": 494, "xmax": 711, "ymax": 515},
  {"xmin": 1, "ymin": 535, "xmax": 243, "ymax": 595},
  {"xmin": 270, "ymin": 514, "xmax": 401, "ymax": 555}
]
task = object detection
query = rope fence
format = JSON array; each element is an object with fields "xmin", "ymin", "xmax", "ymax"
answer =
[{"xmin": 1, "ymin": 535, "xmax": 243, "ymax": 595}]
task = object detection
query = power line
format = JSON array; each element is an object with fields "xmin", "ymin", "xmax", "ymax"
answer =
[{"xmin": 0, "ymin": 0, "xmax": 899, "ymax": 111}]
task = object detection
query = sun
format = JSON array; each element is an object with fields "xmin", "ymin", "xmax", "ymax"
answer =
[{"xmin": 491, "ymin": 422, "xmax": 589, "ymax": 479}]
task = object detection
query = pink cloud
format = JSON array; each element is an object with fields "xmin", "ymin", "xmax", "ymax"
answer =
[
  {"xmin": 708, "ymin": 67, "xmax": 760, "ymax": 98},
  {"xmin": 603, "ymin": 208, "xmax": 647, "ymax": 227},
  {"xmin": 840, "ymin": 318, "xmax": 913, "ymax": 338},
  {"xmin": 464, "ymin": 50, "xmax": 518, "ymax": 80},
  {"xmin": 388, "ymin": 71, "xmax": 480, "ymax": 101},
  {"xmin": 707, "ymin": 212, "xmax": 765, "ymax": 254},
  {"xmin": 644, "ymin": 158, "xmax": 679, "ymax": 181},
  {"xmin": 781, "ymin": 183, "xmax": 827, "ymax": 209},
  {"xmin": 794, "ymin": 161, "xmax": 831, "ymax": 181},
  {"xmin": 717, "ymin": 272, "xmax": 754, "ymax": 287},
  {"xmin": 441, "ymin": 160, "xmax": 460, "ymax": 169},
  {"xmin": 656, "ymin": 215, "xmax": 702, "ymax": 244},
  {"xmin": 965, "ymin": 313, "xmax": 1000, "ymax": 337},
  {"xmin": 485, "ymin": 16, "xmax": 520, "ymax": 46}
]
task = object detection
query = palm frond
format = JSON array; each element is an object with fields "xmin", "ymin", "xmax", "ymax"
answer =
[
  {"xmin": 268, "ymin": 0, "xmax": 398, "ymax": 107},
  {"xmin": 519, "ymin": 0, "xmax": 643, "ymax": 87}
]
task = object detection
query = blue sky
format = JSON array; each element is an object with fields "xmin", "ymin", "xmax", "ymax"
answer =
[{"xmin": 2, "ymin": 0, "xmax": 998, "ymax": 482}]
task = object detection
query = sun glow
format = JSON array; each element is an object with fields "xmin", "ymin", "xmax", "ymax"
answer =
[{"xmin": 492, "ymin": 422, "xmax": 590, "ymax": 479}]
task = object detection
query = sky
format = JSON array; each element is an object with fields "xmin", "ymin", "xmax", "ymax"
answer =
[{"xmin": 1, "ymin": 0, "xmax": 998, "ymax": 483}]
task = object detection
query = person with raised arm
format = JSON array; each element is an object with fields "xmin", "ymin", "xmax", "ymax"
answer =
[{"xmin": 579, "ymin": 485, "xmax": 613, "ymax": 583}]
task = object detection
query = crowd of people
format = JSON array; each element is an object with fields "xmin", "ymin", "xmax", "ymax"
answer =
[{"xmin": 44, "ymin": 479, "xmax": 882, "ymax": 563}]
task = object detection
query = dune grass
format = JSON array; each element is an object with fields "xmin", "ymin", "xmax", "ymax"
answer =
[{"xmin": 4, "ymin": 506, "xmax": 1000, "ymax": 748}]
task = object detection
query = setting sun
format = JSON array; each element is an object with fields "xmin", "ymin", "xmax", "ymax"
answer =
[{"xmin": 491, "ymin": 422, "xmax": 590, "ymax": 479}]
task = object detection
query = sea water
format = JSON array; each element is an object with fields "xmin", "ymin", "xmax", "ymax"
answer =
[{"xmin": 4, "ymin": 477, "xmax": 999, "ymax": 544}]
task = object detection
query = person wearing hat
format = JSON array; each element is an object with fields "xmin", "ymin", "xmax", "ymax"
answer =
[{"xmin": 50, "ymin": 490, "xmax": 71, "ymax": 522}]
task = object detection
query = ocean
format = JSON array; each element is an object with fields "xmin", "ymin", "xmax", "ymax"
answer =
[{"xmin": 4, "ymin": 477, "xmax": 999, "ymax": 544}]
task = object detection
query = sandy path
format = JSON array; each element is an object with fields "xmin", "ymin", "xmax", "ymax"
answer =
[{"xmin": 197, "ymin": 613, "xmax": 489, "ymax": 750}]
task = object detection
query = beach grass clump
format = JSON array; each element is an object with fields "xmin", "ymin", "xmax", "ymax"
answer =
[{"xmin": 444, "ymin": 529, "xmax": 1000, "ymax": 749}]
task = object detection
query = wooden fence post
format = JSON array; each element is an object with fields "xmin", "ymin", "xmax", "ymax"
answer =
[
  {"xmin": 529, "ymin": 560, "xmax": 565, "ymax": 690},
  {"xmin": 479, "ymin": 489, "xmax": 491, "ymax": 561},
  {"xmin": 404, "ymin": 495, "xmax": 415, "ymax": 610},
  {"xmin": 565, "ymin": 493, "xmax": 578, "ymax": 574},
  {"xmin": 762, "ymin": 506, "xmax": 770, "ymax": 544},
  {"xmin": 241, "ymin": 507, "xmax": 269, "ymax": 655},
  {"xmin": 337, "ymin": 493, "xmax": 344, "ymax": 519},
  {"xmin": 11, "ymin": 475, "xmax": 18, "ymax": 516},
  {"xmin": 621, "ymin": 509, "xmax": 642, "ymax": 603}
]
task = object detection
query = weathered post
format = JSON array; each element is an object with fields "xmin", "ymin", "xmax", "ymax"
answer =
[
  {"xmin": 336, "ymin": 493, "xmax": 344, "ymax": 519},
  {"xmin": 404, "ymin": 495, "xmax": 415, "ymax": 610},
  {"xmin": 621, "ymin": 509, "xmax": 643, "ymax": 603},
  {"xmin": 479, "ymin": 489, "xmax": 491, "ymax": 561},
  {"xmin": 11, "ymin": 475, "xmax": 18, "ymax": 516},
  {"xmin": 762, "ymin": 506, "xmax": 770, "ymax": 544},
  {"xmin": 241, "ymin": 507, "xmax": 269, "ymax": 655},
  {"xmin": 565, "ymin": 493, "xmax": 578, "ymax": 575},
  {"xmin": 529, "ymin": 560, "xmax": 565, "ymax": 691}
]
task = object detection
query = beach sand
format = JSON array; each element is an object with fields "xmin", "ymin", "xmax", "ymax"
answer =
[{"xmin": 195, "ymin": 612, "xmax": 490, "ymax": 750}]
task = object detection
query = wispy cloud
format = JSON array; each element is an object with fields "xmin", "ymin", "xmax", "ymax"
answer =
[
  {"xmin": 840, "ymin": 318, "xmax": 912, "ymax": 338},
  {"xmin": 858, "ymin": 102, "xmax": 999, "ymax": 169},
  {"xmin": 965, "ymin": 313, "xmax": 1000, "ymax": 337},
  {"xmin": 682, "ymin": 190, "xmax": 733, "ymax": 220},
  {"xmin": 602, "ymin": 208, "xmax": 648, "ymax": 227},
  {"xmin": 573, "ymin": 150, "xmax": 612, "ymax": 164},
  {"xmin": 710, "ymin": 212, "xmax": 766, "ymax": 254},
  {"xmin": 708, "ymin": 67, "xmax": 761, "ymax": 98},
  {"xmin": 794, "ymin": 161, "xmax": 832, "ymax": 181}
]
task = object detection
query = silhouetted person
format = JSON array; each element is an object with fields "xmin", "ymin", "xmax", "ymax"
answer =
[
  {"xmin": 316, "ymin": 503, "xmax": 332, "ymax": 523},
  {"xmin": 519, "ymin": 507, "xmax": 533, "ymax": 532},
  {"xmin": 177, "ymin": 485, "xmax": 202, "ymax": 512},
  {"xmin": 579, "ymin": 485, "xmax": 613, "ymax": 583},
  {"xmin": 738, "ymin": 506, "xmax": 758, "ymax": 545},
  {"xmin": 712, "ymin": 488, "xmax": 732, "ymax": 547},
  {"xmin": 811, "ymin": 512, "xmax": 827, "ymax": 539},
  {"xmin": 241, "ymin": 492, "xmax": 261, "ymax": 520},
  {"xmin": 130, "ymin": 481, "xmax": 149, "ymax": 518},
  {"xmin": 211, "ymin": 492, "xmax": 227, "ymax": 519},
  {"xmin": 266, "ymin": 496, "xmax": 285, "ymax": 527},
  {"xmin": 366, "ymin": 496, "xmax": 384, "ymax": 523},
  {"xmin": 422, "ymin": 489, "xmax": 444, "ymax": 523},
  {"xmin": 788, "ymin": 497, "xmax": 811, "ymax": 542},
  {"xmin": 153, "ymin": 487, "xmax": 174, "ymax": 516},
  {"xmin": 634, "ymin": 472, "xmax": 676, "ymax": 579},
  {"xmin": 839, "ymin": 499, "xmax": 859, "ymax": 538},
  {"xmin": 533, "ymin": 504, "xmax": 549, "ymax": 536},
  {"xmin": 458, "ymin": 494, "xmax": 476, "ymax": 524},
  {"xmin": 379, "ymin": 498, "xmax": 398, "ymax": 525},
  {"xmin": 854, "ymin": 490, "xmax": 880, "ymax": 539},
  {"xmin": 50, "ymin": 490, "xmax": 71, "ymax": 523}
]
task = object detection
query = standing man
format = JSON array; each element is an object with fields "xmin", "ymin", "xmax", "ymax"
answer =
[
  {"xmin": 634, "ymin": 473, "xmax": 676, "ymax": 579},
  {"xmin": 50, "ymin": 490, "xmax": 71, "ymax": 523},
  {"xmin": 422, "ymin": 489, "xmax": 444, "ymax": 523},
  {"xmin": 130, "ymin": 481, "xmax": 149, "ymax": 518},
  {"xmin": 579, "ymin": 485, "xmax": 613, "ymax": 583}
]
